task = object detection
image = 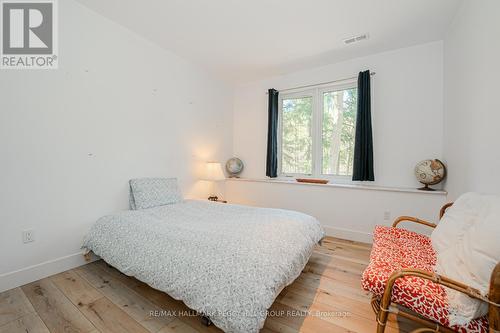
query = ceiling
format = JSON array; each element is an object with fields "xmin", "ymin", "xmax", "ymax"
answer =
[{"xmin": 76, "ymin": 0, "xmax": 462, "ymax": 83}]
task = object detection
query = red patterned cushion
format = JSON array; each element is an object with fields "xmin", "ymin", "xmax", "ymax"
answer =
[{"xmin": 362, "ymin": 225, "xmax": 488, "ymax": 333}]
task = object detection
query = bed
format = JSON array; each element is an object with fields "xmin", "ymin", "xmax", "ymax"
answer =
[{"xmin": 82, "ymin": 179, "xmax": 324, "ymax": 333}]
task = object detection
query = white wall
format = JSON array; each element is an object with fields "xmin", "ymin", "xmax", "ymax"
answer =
[
  {"xmin": 5, "ymin": 0, "xmax": 494, "ymax": 292},
  {"xmin": 228, "ymin": 42, "xmax": 446, "ymax": 241},
  {"xmin": 443, "ymin": 0, "xmax": 500, "ymax": 199},
  {"xmin": 232, "ymin": 41, "xmax": 444, "ymax": 188},
  {"xmin": 0, "ymin": 0, "xmax": 232, "ymax": 291}
]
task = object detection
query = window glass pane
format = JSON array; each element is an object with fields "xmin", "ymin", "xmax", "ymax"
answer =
[
  {"xmin": 281, "ymin": 96, "xmax": 313, "ymax": 174},
  {"xmin": 322, "ymin": 88, "xmax": 357, "ymax": 176}
]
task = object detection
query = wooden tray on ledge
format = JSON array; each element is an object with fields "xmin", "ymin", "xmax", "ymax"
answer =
[{"xmin": 296, "ymin": 178, "xmax": 329, "ymax": 184}]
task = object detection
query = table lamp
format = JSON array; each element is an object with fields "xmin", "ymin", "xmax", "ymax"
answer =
[{"xmin": 204, "ymin": 162, "xmax": 225, "ymax": 201}]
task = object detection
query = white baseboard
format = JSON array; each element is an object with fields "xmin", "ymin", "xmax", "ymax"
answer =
[
  {"xmin": 0, "ymin": 252, "xmax": 96, "ymax": 293},
  {"xmin": 322, "ymin": 225, "xmax": 373, "ymax": 244}
]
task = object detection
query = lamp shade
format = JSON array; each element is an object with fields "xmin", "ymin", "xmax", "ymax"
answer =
[{"xmin": 204, "ymin": 162, "xmax": 225, "ymax": 181}]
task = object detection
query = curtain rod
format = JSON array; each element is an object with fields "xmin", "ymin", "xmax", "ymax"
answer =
[{"xmin": 265, "ymin": 72, "xmax": 376, "ymax": 94}]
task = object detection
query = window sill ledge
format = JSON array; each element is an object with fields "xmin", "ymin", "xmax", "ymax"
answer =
[{"xmin": 225, "ymin": 177, "xmax": 447, "ymax": 195}]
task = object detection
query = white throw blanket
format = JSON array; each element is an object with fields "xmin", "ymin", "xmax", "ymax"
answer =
[
  {"xmin": 432, "ymin": 193, "xmax": 500, "ymax": 326},
  {"xmin": 83, "ymin": 200, "xmax": 324, "ymax": 333}
]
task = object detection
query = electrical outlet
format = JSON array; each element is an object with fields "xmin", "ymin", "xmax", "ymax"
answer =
[
  {"xmin": 383, "ymin": 211, "xmax": 391, "ymax": 221},
  {"xmin": 22, "ymin": 230, "xmax": 34, "ymax": 243}
]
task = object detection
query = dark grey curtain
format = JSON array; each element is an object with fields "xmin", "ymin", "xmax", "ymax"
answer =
[
  {"xmin": 352, "ymin": 70, "xmax": 374, "ymax": 181},
  {"xmin": 266, "ymin": 89, "xmax": 279, "ymax": 178}
]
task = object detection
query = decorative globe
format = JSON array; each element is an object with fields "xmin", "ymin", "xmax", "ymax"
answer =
[
  {"xmin": 226, "ymin": 158, "xmax": 244, "ymax": 177},
  {"xmin": 414, "ymin": 159, "xmax": 446, "ymax": 190}
]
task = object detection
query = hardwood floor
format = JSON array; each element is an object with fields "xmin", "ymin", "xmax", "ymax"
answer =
[{"xmin": 0, "ymin": 237, "xmax": 419, "ymax": 333}]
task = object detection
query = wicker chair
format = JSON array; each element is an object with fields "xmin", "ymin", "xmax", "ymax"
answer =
[{"xmin": 366, "ymin": 203, "xmax": 500, "ymax": 333}]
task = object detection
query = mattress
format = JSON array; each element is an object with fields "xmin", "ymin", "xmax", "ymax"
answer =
[{"xmin": 82, "ymin": 200, "xmax": 324, "ymax": 333}]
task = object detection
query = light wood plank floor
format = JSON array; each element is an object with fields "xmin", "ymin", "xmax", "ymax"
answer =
[{"xmin": 0, "ymin": 237, "xmax": 419, "ymax": 333}]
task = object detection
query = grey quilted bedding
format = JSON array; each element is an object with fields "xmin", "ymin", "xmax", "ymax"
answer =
[{"xmin": 82, "ymin": 200, "xmax": 324, "ymax": 333}]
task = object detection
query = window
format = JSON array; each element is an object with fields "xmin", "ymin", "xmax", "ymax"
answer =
[{"xmin": 279, "ymin": 83, "xmax": 358, "ymax": 179}]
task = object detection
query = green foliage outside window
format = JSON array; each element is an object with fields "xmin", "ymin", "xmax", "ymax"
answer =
[
  {"xmin": 280, "ymin": 87, "xmax": 357, "ymax": 177},
  {"xmin": 281, "ymin": 97, "xmax": 312, "ymax": 174},
  {"xmin": 322, "ymin": 88, "xmax": 357, "ymax": 176}
]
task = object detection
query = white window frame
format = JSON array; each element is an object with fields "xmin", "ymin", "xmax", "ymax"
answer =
[{"xmin": 278, "ymin": 80, "xmax": 357, "ymax": 182}]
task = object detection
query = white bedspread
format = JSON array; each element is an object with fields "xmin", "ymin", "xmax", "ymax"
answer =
[{"xmin": 82, "ymin": 200, "xmax": 324, "ymax": 333}]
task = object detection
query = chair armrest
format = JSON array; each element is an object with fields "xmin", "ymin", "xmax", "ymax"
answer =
[
  {"xmin": 382, "ymin": 268, "xmax": 484, "ymax": 301},
  {"xmin": 376, "ymin": 266, "xmax": 500, "ymax": 331},
  {"xmin": 439, "ymin": 202, "xmax": 454, "ymax": 219},
  {"xmin": 392, "ymin": 216, "xmax": 437, "ymax": 229},
  {"xmin": 392, "ymin": 202, "xmax": 453, "ymax": 230},
  {"xmin": 378, "ymin": 268, "xmax": 494, "ymax": 319}
]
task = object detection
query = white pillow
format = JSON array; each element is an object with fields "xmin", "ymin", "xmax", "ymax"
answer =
[
  {"xmin": 431, "ymin": 192, "xmax": 490, "ymax": 254},
  {"xmin": 433, "ymin": 193, "xmax": 500, "ymax": 326},
  {"xmin": 129, "ymin": 178, "xmax": 183, "ymax": 210}
]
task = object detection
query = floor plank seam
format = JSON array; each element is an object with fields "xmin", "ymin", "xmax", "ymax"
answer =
[
  {"xmin": 19, "ymin": 287, "xmax": 53, "ymax": 333},
  {"xmin": 49, "ymin": 272, "xmax": 101, "ymax": 333}
]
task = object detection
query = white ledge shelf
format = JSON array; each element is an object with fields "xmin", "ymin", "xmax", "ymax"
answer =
[{"xmin": 226, "ymin": 177, "xmax": 447, "ymax": 195}]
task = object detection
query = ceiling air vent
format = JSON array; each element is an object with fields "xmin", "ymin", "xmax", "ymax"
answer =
[{"xmin": 343, "ymin": 33, "xmax": 369, "ymax": 45}]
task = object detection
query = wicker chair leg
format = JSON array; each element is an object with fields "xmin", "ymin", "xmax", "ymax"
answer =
[
  {"xmin": 376, "ymin": 311, "xmax": 388, "ymax": 333},
  {"xmin": 376, "ymin": 288, "xmax": 393, "ymax": 333},
  {"xmin": 371, "ymin": 296, "xmax": 388, "ymax": 333}
]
